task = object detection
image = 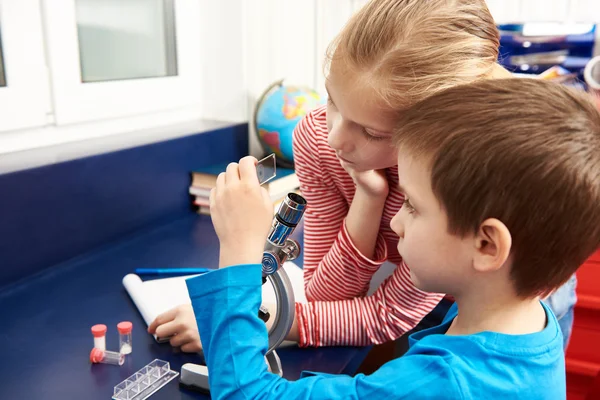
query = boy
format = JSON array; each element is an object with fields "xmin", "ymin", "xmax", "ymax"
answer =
[{"xmin": 185, "ymin": 78, "xmax": 600, "ymax": 399}]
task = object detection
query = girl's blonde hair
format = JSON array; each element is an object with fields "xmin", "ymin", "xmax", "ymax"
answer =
[{"xmin": 327, "ymin": 0, "xmax": 500, "ymax": 109}]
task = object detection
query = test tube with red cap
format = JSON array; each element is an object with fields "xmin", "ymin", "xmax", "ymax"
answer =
[
  {"xmin": 117, "ymin": 321, "xmax": 133, "ymax": 354},
  {"xmin": 90, "ymin": 348, "xmax": 124, "ymax": 366},
  {"xmin": 91, "ymin": 324, "xmax": 107, "ymax": 351}
]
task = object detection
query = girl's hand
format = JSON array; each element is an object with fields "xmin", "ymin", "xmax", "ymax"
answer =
[
  {"xmin": 148, "ymin": 304, "xmax": 202, "ymax": 352},
  {"xmin": 349, "ymin": 169, "xmax": 389, "ymax": 199}
]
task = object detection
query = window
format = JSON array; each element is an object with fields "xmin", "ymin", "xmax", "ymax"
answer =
[
  {"xmin": 0, "ymin": 26, "xmax": 6, "ymax": 88},
  {"xmin": 42, "ymin": 0, "xmax": 202, "ymax": 124},
  {"xmin": 75, "ymin": 0, "xmax": 178, "ymax": 83},
  {"xmin": 0, "ymin": 0, "xmax": 49, "ymax": 133}
]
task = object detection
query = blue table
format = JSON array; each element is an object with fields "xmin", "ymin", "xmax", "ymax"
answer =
[{"xmin": 0, "ymin": 214, "xmax": 369, "ymax": 399}]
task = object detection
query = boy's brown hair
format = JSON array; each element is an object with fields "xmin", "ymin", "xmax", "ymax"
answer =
[
  {"xmin": 393, "ymin": 79, "xmax": 600, "ymax": 297},
  {"xmin": 327, "ymin": 0, "xmax": 500, "ymax": 110}
]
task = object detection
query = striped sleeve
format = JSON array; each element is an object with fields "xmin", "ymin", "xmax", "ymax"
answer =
[
  {"xmin": 296, "ymin": 262, "xmax": 444, "ymax": 347},
  {"xmin": 292, "ymin": 108, "xmax": 388, "ymax": 303}
]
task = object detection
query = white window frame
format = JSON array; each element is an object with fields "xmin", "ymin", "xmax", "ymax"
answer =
[
  {"xmin": 0, "ymin": 0, "xmax": 50, "ymax": 132},
  {"xmin": 42, "ymin": 0, "xmax": 203, "ymax": 125}
]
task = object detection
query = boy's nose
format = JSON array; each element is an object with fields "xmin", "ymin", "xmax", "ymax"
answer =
[{"xmin": 390, "ymin": 212, "xmax": 404, "ymax": 239}]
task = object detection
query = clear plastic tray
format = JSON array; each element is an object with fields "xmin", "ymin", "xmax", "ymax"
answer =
[{"xmin": 112, "ymin": 359, "xmax": 179, "ymax": 400}]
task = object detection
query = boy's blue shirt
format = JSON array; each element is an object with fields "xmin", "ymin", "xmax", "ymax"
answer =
[{"xmin": 186, "ymin": 264, "xmax": 566, "ymax": 400}]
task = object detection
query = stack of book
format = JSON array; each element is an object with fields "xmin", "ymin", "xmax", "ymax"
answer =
[{"xmin": 189, "ymin": 161, "xmax": 301, "ymax": 215}]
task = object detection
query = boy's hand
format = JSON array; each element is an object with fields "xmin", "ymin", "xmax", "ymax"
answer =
[
  {"xmin": 210, "ymin": 156, "xmax": 274, "ymax": 268},
  {"xmin": 147, "ymin": 304, "xmax": 202, "ymax": 352}
]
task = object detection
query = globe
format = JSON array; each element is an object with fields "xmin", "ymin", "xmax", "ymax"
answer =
[{"xmin": 254, "ymin": 80, "xmax": 325, "ymax": 166}]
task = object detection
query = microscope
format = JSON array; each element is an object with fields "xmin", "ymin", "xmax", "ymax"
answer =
[{"xmin": 179, "ymin": 191, "xmax": 307, "ymax": 392}]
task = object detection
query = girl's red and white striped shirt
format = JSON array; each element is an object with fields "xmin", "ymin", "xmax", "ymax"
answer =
[{"xmin": 293, "ymin": 105, "xmax": 443, "ymax": 347}]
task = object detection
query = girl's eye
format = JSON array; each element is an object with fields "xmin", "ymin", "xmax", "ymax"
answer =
[{"xmin": 362, "ymin": 128, "xmax": 385, "ymax": 141}]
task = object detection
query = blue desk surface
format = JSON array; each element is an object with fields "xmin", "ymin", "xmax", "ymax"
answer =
[{"xmin": 0, "ymin": 214, "xmax": 369, "ymax": 399}]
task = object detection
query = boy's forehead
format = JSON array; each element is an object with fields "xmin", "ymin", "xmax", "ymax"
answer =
[
  {"xmin": 396, "ymin": 152, "xmax": 430, "ymax": 191},
  {"xmin": 397, "ymin": 151, "xmax": 423, "ymax": 174},
  {"xmin": 396, "ymin": 153, "xmax": 446, "ymax": 212}
]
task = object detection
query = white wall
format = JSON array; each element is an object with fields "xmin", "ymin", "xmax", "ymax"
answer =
[
  {"xmin": 199, "ymin": 0, "xmax": 246, "ymax": 123},
  {"xmin": 243, "ymin": 0, "xmax": 318, "ymax": 156}
]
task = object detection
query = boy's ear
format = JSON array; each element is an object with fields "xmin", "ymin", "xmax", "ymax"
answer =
[{"xmin": 472, "ymin": 218, "xmax": 512, "ymax": 273}]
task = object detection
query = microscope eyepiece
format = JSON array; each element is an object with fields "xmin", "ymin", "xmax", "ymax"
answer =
[
  {"xmin": 275, "ymin": 193, "xmax": 307, "ymax": 228},
  {"xmin": 263, "ymin": 192, "xmax": 307, "ymax": 276}
]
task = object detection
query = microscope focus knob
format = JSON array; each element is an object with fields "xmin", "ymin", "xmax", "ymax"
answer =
[{"xmin": 262, "ymin": 251, "xmax": 279, "ymax": 275}]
